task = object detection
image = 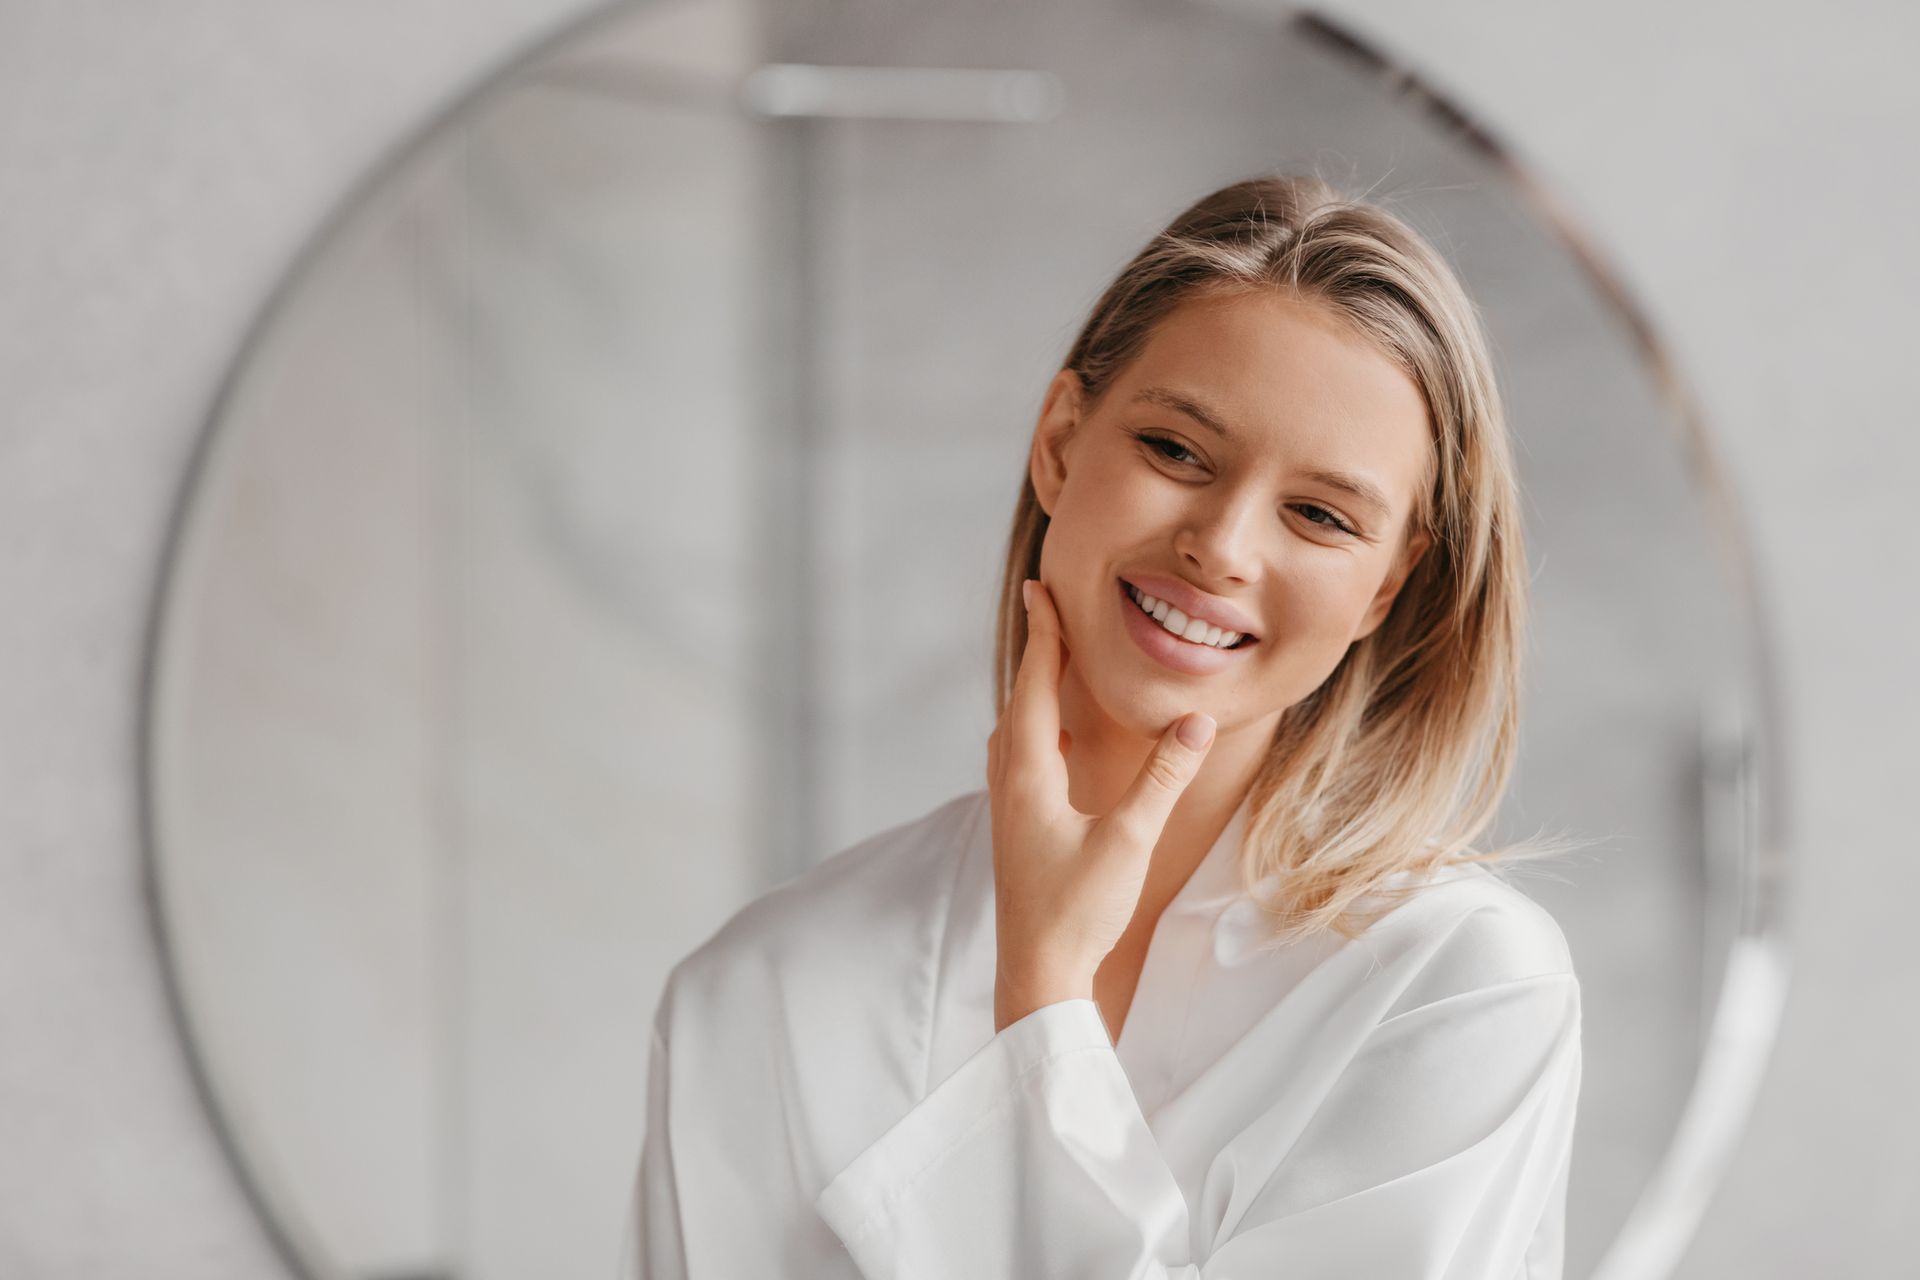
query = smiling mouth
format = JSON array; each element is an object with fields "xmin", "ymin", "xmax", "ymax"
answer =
[{"xmin": 1121, "ymin": 579, "xmax": 1257, "ymax": 650}]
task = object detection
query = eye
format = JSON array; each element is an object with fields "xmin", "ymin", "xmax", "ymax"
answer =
[
  {"xmin": 1134, "ymin": 428, "xmax": 1359, "ymax": 535},
  {"xmin": 1293, "ymin": 503, "xmax": 1357, "ymax": 536},
  {"xmin": 1132, "ymin": 430, "xmax": 1201, "ymax": 467}
]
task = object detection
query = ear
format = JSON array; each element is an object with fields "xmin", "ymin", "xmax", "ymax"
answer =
[
  {"xmin": 1029, "ymin": 369, "xmax": 1086, "ymax": 518},
  {"xmin": 1354, "ymin": 523, "xmax": 1432, "ymax": 642}
]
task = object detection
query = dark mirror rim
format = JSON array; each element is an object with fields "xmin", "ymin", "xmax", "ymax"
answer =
[{"xmin": 135, "ymin": 4, "xmax": 1793, "ymax": 1278}]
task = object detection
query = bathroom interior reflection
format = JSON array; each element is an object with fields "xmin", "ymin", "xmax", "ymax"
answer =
[{"xmin": 143, "ymin": 1, "xmax": 1781, "ymax": 1277}]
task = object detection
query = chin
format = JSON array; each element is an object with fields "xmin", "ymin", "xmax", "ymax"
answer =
[{"xmin": 1087, "ymin": 666, "xmax": 1202, "ymax": 737}]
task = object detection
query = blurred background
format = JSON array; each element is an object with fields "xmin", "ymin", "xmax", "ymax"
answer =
[{"xmin": 0, "ymin": 1, "xmax": 1912, "ymax": 1278}]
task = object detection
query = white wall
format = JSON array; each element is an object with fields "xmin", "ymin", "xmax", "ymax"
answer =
[
  {"xmin": 0, "ymin": 5, "xmax": 605, "ymax": 1274},
  {"xmin": 1, "ymin": 1, "xmax": 1912, "ymax": 1276}
]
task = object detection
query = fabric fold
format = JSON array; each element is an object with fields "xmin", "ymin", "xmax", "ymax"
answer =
[
  {"xmin": 811, "ymin": 975, "xmax": 1580, "ymax": 1280},
  {"xmin": 815, "ymin": 998, "xmax": 1197, "ymax": 1280}
]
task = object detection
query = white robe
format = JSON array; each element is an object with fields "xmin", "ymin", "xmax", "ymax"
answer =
[{"xmin": 625, "ymin": 785, "xmax": 1581, "ymax": 1279}]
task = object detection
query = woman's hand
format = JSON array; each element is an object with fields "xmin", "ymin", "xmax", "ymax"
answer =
[{"xmin": 986, "ymin": 577, "xmax": 1216, "ymax": 1032}]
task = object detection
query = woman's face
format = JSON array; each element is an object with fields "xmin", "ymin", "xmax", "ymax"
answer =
[{"xmin": 1030, "ymin": 286, "xmax": 1436, "ymax": 743}]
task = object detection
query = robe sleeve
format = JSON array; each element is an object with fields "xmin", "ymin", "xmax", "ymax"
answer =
[
  {"xmin": 626, "ymin": 1017, "xmax": 689, "ymax": 1280},
  {"xmin": 813, "ymin": 974, "xmax": 1580, "ymax": 1279}
]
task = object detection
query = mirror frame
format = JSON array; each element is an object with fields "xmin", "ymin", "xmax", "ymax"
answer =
[{"xmin": 135, "ymin": 4, "xmax": 1791, "ymax": 1277}]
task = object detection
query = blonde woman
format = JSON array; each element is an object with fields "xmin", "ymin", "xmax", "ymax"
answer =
[{"xmin": 629, "ymin": 174, "xmax": 1581, "ymax": 1279}]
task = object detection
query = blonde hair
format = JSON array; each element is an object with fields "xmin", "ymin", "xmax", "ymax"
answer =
[{"xmin": 993, "ymin": 173, "xmax": 1574, "ymax": 944}]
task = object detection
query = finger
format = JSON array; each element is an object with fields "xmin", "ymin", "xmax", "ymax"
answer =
[
  {"xmin": 1007, "ymin": 578, "xmax": 1067, "ymax": 794},
  {"xmin": 1097, "ymin": 713, "xmax": 1215, "ymax": 857}
]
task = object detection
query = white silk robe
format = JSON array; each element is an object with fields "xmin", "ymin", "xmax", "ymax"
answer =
[{"xmin": 624, "ymin": 786, "xmax": 1582, "ymax": 1279}]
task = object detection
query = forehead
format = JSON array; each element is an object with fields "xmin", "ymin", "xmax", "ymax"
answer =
[{"xmin": 1113, "ymin": 288, "xmax": 1433, "ymax": 498}]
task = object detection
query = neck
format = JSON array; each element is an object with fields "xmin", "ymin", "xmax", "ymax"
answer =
[{"xmin": 1055, "ymin": 659, "xmax": 1275, "ymax": 924}]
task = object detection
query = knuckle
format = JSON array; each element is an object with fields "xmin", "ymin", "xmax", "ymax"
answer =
[{"xmin": 1146, "ymin": 750, "xmax": 1188, "ymax": 792}]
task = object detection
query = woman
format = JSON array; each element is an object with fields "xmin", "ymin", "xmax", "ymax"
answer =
[{"xmin": 628, "ymin": 173, "xmax": 1581, "ymax": 1278}]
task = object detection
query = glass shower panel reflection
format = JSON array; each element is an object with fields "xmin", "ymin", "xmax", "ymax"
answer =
[{"xmin": 427, "ymin": 59, "xmax": 772, "ymax": 1280}]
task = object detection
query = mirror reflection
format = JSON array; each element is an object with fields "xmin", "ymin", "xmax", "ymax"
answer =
[{"xmin": 145, "ymin": 1, "xmax": 1777, "ymax": 1277}]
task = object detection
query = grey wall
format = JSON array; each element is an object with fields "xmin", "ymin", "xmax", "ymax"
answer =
[{"xmin": 1, "ymin": 1, "xmax": 1912, "ymax": 1277}]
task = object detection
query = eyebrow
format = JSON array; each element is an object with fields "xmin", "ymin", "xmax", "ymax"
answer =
[{"xmin": 1131, "ymin": 386, "xmax": 1396, "ymax": 519}]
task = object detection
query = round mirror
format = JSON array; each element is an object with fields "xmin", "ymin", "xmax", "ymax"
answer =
[{"xmin": 143, "ymin": 2, "xmax": 1786, "ymax": 1277}]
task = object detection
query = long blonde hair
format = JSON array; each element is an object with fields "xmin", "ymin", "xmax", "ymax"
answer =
[{"xmin": 993, "ymin": 173, "xmax": 1571, "ymax": 943}]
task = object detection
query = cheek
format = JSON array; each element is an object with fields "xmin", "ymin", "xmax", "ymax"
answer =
[
  {"xmin": 1034, "ymin": 498, "xmax": 1109, "ymax": 646},
  {"xmin": 1045, "ymin": 460, "xmax": 1150, "ymax": 565},
  {"xmin": 1260, "ymin": 563, "xmax": 1376, "ymax": 648}
]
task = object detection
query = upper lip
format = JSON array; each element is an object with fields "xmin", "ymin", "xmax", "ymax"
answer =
[{"xmin": 1121, "ymin": 573, "xmax": 1260, "ymax": 638}]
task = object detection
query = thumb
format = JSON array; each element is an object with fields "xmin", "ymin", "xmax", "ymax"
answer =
[{"xmin": 1104, "ymin": 713, "xmax": 1215, "ymax": 851}]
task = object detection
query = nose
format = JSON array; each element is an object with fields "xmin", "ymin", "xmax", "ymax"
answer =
[{"xmin": 1171, "ymin": 486, "xmax": 1266, "ymax": 587}]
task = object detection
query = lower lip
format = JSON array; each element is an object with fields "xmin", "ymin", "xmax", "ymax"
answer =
[{"xmin": 1117, "ymin": 578, "xmax": 1256, "ymax": 676}]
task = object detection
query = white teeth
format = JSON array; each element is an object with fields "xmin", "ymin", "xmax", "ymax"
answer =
[{"xmin": 1128, "ymin": 585, "xmax": 1244, "ymax": 650}]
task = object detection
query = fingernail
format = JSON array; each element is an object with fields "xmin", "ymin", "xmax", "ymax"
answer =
[
  {"xmin": 1021, "ymin": 580, "xmax": 1033, "ymax": 611},
  {"xmin": 1177, "ymin": 713, "xmax": 1215, "ymax": 750}
]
